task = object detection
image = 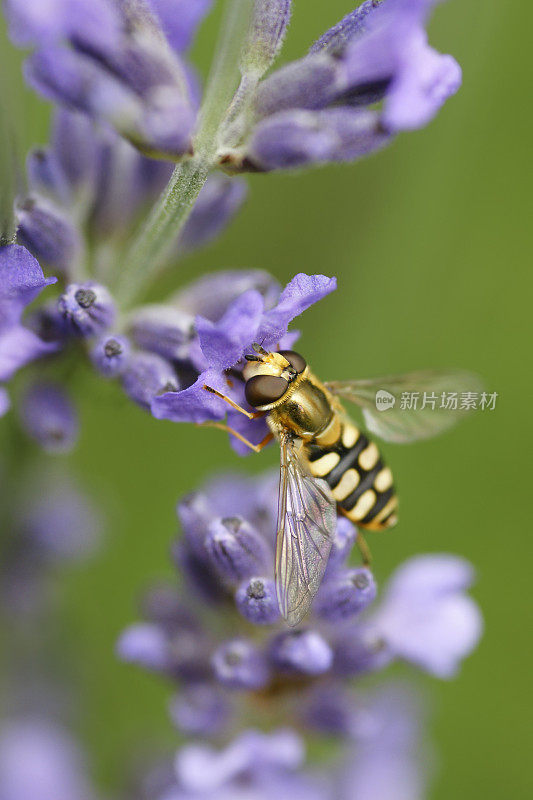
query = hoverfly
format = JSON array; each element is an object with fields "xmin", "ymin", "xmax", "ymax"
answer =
[{"xmin": 204, "ymin": 346, "xmax": 481, "ymax": 626}]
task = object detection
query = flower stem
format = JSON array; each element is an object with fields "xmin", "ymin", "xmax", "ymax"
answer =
[{"xmin": 118, "ymin": 0, "xmax": 253, "ymax": 307}]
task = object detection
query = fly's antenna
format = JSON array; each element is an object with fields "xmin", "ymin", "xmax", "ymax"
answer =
[
  {"xmin": 252, "ymin": 342, "xmax": 268, "ymax": 356},
  {"xmin": 244, "ymin": 353, "xmax": 262, "ymax": 362}
]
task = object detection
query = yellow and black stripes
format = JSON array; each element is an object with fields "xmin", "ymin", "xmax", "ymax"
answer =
[{"xmin": 303, "ymin": 420, "xmax": 398, "ymax": 531}]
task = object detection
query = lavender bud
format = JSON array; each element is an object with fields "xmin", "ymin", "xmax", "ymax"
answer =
[
  {"xmin": 116, "ymin": 622, "xmax": 170, "ymax": 673},
  {"xmin": 315, "ymin": 568, "xmax": 377, "ymax": 622},
  {"xmin": 254, "ymin": 55, "xmax": 340, "ymax": 119},
  {"xmin": 26, "ymin": 148, "xmax": 69, "ymax": 203},
  {"xmin": 121, "ymin": 352, "xmax": 179, "ymax": 410},
  {"xmin": 90, "ymin": 334, "xmax": 130, "ymax": 377},
  {"xmin": 303, "ymin": 685, "xmax": 355, "ymax": 737},
  {"xmin": 270, "ymin": 630, "xmax": 333, "ymax": 676},
  {"xmin": 332, "ymin": 624, "xmax": 392, "ymax": 676},
  {"xmin": 235, "ymin": 577, "xmax": 280, "ymax": 624},
  {"xmin": 128, "ymin": 305, "xmax": 195, "ymax": 362},
  {"xmin": 168, "ymin": 685, "xmax": 231, "ymax": 737},
  {"xmin": 173, "ymin": 540, "xmax": 226, "ymax": 604},
  {"xmin": 26, "ymin": 300, "xmax": 69, "ymax": 344},
  {"xmin": 19, "ymin": 381, "xmax": 78, "ymax": 453},
  {"xmin": 58, "ymin": 282, "xmax": 115, "ymax": 337},
  {"xmin": 241, "ymin": 1, "xmax": 293, "ymax": 78},
  {"xmin": 212, "ymin": 639, "xmax": 270, "ymax": 690},
  {"xmin": 204, "ymin": 517, "xmax": 269, "ymax": 584},
  {"xmin": 16, "ymin": 196, "xmax": 81, "ymax": 271}
]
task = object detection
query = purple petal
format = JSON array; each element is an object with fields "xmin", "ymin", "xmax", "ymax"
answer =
[
  {"xmin": 151, "ymin": 368, "xmax": 228, "ymax": 423},
  {"xmin": 0, "ymin": 326, "xmax": 57, "ymax": 382},
  {"xmin": 344, "ymin": 0, "xmax": 461, "ymax": 132},
  {"xmin": 226, "ymin": 408, "xmax": 272, "ymax": 457},
  {"xmin": 0, "ymin": 245, "xmax": 56, "ymax": 327},
  {"xmin": 196, "ymin": 289, "xmax": 264, "ymax": 370},
  {"xmin": 383, "ymin": 37, "xmax": 462, "ymax": 132},
  {"xmin": 258, "ymin": 272, "xmax": 336, "ymax": 346},
  {"xmin": 372, "ymin": 554, "xmax": 483, "ymax": 678}
]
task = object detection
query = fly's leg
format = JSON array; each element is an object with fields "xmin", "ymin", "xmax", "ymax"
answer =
[
  {"xmin": 197, "ymin": 421, "xmax": 274, "ymax": 453},
  {"xmin": 355, "ymin": 530, "xmax": 372, "ymax": 567},
  {"xmin": 203, "ymin": 385, "xmax": 265, "ymax": 420}
]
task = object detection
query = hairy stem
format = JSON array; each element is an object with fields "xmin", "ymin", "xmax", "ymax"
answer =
[{"xmin": 118, "ymin": 0, "xmax": 253, "ymax": 307}]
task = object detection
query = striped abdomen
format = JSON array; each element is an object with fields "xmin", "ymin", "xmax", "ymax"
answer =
[{"xmin": 303, "ymin": 417, "xmax": 398, "ymax": 531}]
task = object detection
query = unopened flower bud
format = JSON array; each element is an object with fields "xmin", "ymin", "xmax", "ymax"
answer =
[
  {"xmin": 58, "ymin": 281, "xmax": 115, "ymax": 337},
  {"xmin": 270, "ymin": 629, "xmax": 333, "ymax": 676},
  {"xmin": 241, "ymin": 0, "xmax": 293, "ymax": 78},
  {"xmin": 212, "ymin": 639, "xmax": 269, "ymax": 690},
  {"xmin": 204, "ymin": 517, "xmax": 269, "ymax": 584},
  {"xmin": 315, "ymin": 567, "xmax": 377, "ymax": 621},
  {"xmin": 235, "ymin": 577, "xmax": 279, "ymax": 624},
  {"xmin": 19, "ymin": 381, "xmax": 78, "ymax": 453},
  {"xmin": 116, "ymin": 623, "xmax": 171, "ymax": 673},
  {"xmin": 121, "ymin": 352, "xmax": 179, "ymax": 410},
  {"xmin": 17, "ymin": 196, "xmax": 81, "ymax": 271},
  {"xmin": 91, "ymin": 334, "xmax": 130, "ymax": 377}
]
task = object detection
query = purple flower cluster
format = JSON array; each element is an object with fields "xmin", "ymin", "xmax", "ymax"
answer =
[
  {"xmin": 5, "ymin": 0, "xmax": 213, "ymax": 159},
  {"xmin": 7, "ymin": 0, "xmax": 462, "ymax": 173},
  {"xmin": 117, "ymin": 469, "xmax": 482, "ymax": 739},
  {"xmin": 219, "ymin": 0, "xmax": 462, "ymax": 172},
  {"xmin": 0, "ymin": 105, "xmax": 246, "ymax": 445},
  {"xmin": 19, "ymin": 109, "xmax": 246, "ymax": 279}
]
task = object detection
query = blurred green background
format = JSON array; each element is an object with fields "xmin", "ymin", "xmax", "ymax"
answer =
[{"xmin": 1, "ymin": 0, "xmax": 532, "ymax": 798}]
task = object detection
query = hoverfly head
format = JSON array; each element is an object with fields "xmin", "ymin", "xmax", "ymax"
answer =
[{"xmin": 243, "ymin": 346, "xmax": 308, "ymax": 409}]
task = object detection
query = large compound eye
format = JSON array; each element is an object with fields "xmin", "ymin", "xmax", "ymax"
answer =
[
  {"xmin": 278, "ymin": 350, "xmax": 307, "ymax": 374},
  {"xmin": 245, "ymin": 375, "xmax": 289, "ymax": 408}
]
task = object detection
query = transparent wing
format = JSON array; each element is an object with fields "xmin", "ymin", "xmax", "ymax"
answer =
[
  {"xmin": 275, "ymin": 433, "xmax": 337, "ymax": 627},
  {"xmin": 326, "ymin": 370, "xmax": 484, "ymax": 444}
]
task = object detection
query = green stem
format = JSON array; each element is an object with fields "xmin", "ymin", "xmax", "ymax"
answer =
[{"xmin": 117, "ymin": 0, "xmax": 253, "ymax": 307}]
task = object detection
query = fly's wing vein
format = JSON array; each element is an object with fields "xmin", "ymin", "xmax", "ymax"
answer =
[{"xmin": 275, "ymin": 433, "xmax": 337, "ymax": 627}]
